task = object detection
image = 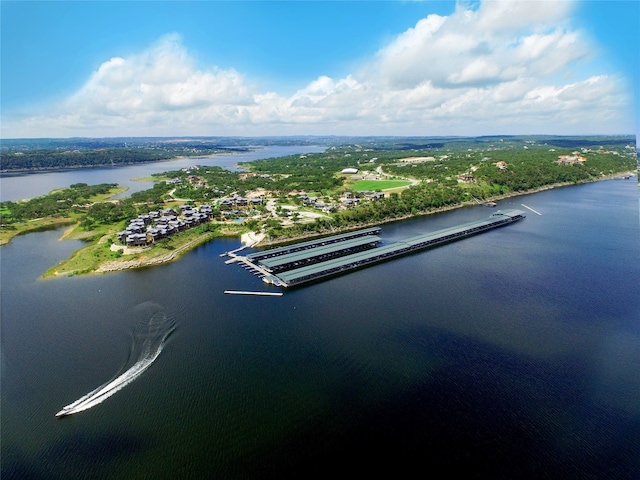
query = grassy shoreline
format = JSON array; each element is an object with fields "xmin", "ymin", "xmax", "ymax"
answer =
[
  {"xmin": 42, "ymin": 225, "xmax": 244, "ymax": 278},
  {"xmin": 7, "ymin": 172, "xmax": 637, "ymax": 278},
  {"xmin": 0, "ymin": 217, "xmax": 76, "ymax": 246},
  {"xmin": 0, "ymin": 185, "xmax": 129, "ymax": 246}
]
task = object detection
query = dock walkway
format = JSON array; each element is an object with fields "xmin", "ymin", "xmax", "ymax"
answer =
[{"xmin": 224, "ymin": 290, "xmax": 282, "ymax": 297}]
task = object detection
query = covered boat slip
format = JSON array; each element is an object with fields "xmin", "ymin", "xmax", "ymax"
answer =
[
  {"xmin": 272, "ymin": 242, "xmax": 414, "ymax": 286},
  {"xmin": 258, "ymin": 209, "xmax": 525, "ymax": 287},
  {"xmin": 401, "ymin": 209, "xmax": 525, "ymax": 249},
  {"xmin": 257, "ymin": 235, "xmax": 382, "ymax": 273},
  {"xmin": 246, "ymin": 227, "xmax": 381, "ymax": 262}
]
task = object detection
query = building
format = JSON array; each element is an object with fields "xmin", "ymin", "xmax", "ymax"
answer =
[{"xmin": 241, "ymin": 211, "xmax": 525, "ymax": 287}]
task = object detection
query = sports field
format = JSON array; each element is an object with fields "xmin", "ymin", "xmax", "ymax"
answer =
[{"xmin": 352, "ymin": 180, "xmax": 411, "ymax": 191}]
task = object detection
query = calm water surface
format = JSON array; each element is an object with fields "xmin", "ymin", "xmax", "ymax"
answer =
[
  {"xmin": 0, "ymin": 145, "xmax": 325, "ymax": 202},
  {"xmin": 1, "ymin": 176, "xmax": 639, "ymax": 478}
]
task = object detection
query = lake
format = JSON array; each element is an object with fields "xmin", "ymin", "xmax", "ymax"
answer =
[
  {"xmin": 0, "ymin": 145, "xmax": 325, "ymax": 202},
  {"xmin": 1, "ymin": 156, "xmax": 639, "ymax": 478}
]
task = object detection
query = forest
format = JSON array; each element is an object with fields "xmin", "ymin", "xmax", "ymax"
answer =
[
  {"xmin": 0, "ymin": 183, "xmax": 119, "ymax": 224},
  {"xmin": 2, "ymin": 134, "xmax": 634, "ymax": 172},
  {"xmin": 0, "ymin": 145, "xmax": 253, "ymax": 172}
]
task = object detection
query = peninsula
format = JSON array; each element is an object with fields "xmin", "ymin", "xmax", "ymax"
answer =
[{"xmin": 1, "ymin": 135, "xmax": 636, "ymax": 277}]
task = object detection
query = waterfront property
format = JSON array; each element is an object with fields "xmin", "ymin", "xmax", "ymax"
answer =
[
  {"xmin": 236, "ymin": 210, "xmax": 525, "ymax": 287},
  {"xmin": 118, "ymin": 204, "xmax": 213, "ymax": 246}
]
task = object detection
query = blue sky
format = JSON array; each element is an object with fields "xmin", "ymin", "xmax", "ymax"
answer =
[{"xmin": 1, "ymin": 1, "xmax": 638, "ymax": 138}]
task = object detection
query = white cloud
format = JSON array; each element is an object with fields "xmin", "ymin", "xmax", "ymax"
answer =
[
  {"xmin": 1, "ymin": 1, "xmax": 634, "ymax": 137},
  {"xmin": 473, "ymin": 0, "xmax": 574, "ymax": 33},
  {"xmin": 66, "ymin": 33, "xmax": 254, "ymax": 115}
]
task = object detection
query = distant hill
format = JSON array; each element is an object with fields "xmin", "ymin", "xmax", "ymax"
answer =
[{"xmin": 1, "ymin": 135, "xmax": 635, "ymax": 172}]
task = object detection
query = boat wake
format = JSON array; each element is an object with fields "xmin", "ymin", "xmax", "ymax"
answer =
[{"xmin": 56, "ymin": 302, "xmax": 176, "ymax": 417}]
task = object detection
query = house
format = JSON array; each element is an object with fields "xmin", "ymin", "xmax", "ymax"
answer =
[
  {"xmin": 125, "ymin": 233, "xmax": 149, "ymax": 247},
  {"xmin": 365, "ymin": 192, "xmax": 385, "ymax": 200},
  {"xmin": 238, "ymin": 172, "xmax": 257, "ymax": 180},
  {"xmin": 186, "ymin": 175, "xmax": 204, "ymax": 186},
  {"xmin": 115, "ymin": 202, "xmax": 215, "ymax": 246},
  {"xmin": 342, "ymin": 198, "xmax": 360, "ymax": 207},
  {"xmin": 557, "ymin": 154, "xmax": 586, "ymax": 165},
  {"xmin": 199, "ymin": 205, "xmax": 213, "ymax": 217}
]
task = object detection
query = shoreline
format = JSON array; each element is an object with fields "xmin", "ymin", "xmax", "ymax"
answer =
[
  {"xmin": 92, "ymin": 232, "xmax": 218, "ymax": 274},
  {"xmin": 32, "ymin": 171, "xmax": 638, "ymax": 276},
  {"xmin": 255, "ymin": 172, "xmax": 637, "ymax": 247},
  {"xmin": 0, "ymin": 217, "xmax": 76, "ymax": 246},
  {"xmin": 0, "ymin": 149, "xmax": 254, "ymax": 175}
]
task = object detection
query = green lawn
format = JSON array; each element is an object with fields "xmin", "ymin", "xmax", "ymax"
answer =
[{"xmin": 352, "ymin": 180, "xmax": 411, "ymax": 191}]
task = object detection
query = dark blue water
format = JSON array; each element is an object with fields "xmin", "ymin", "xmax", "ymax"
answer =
[{"xmin": 1, "ymin": 177, "xmax": 639, "ymax": 479}]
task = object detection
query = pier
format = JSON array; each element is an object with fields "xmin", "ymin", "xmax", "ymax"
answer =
[
  {"xmin": 521, "ymin": 204, "xmax": 542, "ymax": 216},
  {"xmin": 257, "ymin": 235, "xmax": 382, "ymax": 273},
  {"xmin": 246, "ymin": 227, "xmax": 381, "ymax": 262},
  {"xmin": 227, "ymin": 210, "xmax": 525, "ymax": 288},
  {"xmin": 224, "ymin": 290, "xmax": 283, "ymax": 297}
]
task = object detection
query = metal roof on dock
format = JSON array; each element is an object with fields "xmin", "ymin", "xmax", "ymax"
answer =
[
  {"xmin": 268, "ymin": 209, "xmax": 525, "ymax": 287},
  {"xmin": 258, "ymin": 235, "xmax": 381, "ymax": 270},
  {"xmin": 397, "ymin": 209, "xmax": 526, "ymax": 249},
  {"xmin": 274, "ymin": 242, "xmax": 411, "ymax": 286},
  {"xmin": 247, "ymin": 227, "xmax": 381, "ymax": 261}
]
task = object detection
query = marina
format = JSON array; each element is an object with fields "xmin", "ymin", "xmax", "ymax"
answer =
[
  {"xmin": 256, "ymin": 235, "xmax": 382, "ymax": 273},
  {"xmin": 3, "ymin": 177, "xmax": 638, "ymax": 479},
  {"xmin": 245, "ymin": 227, "xmax": 381, "ymax": 262},
  {"xmin": 232, "ymin": 209, "xmax": 526, "ymax": 287}
]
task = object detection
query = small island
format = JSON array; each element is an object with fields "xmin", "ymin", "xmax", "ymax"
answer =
[{"xmin": 1, "ymin": 135, "xmax": 636, "ymax": 277}]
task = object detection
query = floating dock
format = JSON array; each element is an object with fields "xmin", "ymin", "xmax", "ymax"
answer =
[
  {"xmin": 246, "ymin": 227, "xmax": 381, "ymax": 262},
  {"xmin": 230, "ymin": 210, "xmax": 525, "ymax": 288},
  {"xmin": 224, "ymin": 290, "xmax": 283, "ymax": 297},
  {"xmin": 257, "ymin": 235, "xmax": 382, "ymax": 273}
]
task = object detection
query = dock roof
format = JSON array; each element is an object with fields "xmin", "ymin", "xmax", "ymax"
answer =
[
  {"xmin": 273, "ymin": 242, "xmax": 410, "ymax": 286},
  {"xmin": 269, "ymin": 209, "xmax": 525, "ymax": 286},
  {"xmin": 258, "ymin": 235, "xmax": 381, "ymax": 269},
  {"xmin": 247, "ymin": 227, "xmax": 381, "ymax": 261}
]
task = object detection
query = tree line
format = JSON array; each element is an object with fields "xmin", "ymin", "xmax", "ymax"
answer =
[
  {"xmin": 0, "ymin": 146, "xmax": 246, "ymax": 172},
  {"xmin": 1, "ymin": 183, "xmax": 117, "ymax": 224},
  {"xmin": 1, "ymin": 149, "xmax": 175, "ymax": 171}
]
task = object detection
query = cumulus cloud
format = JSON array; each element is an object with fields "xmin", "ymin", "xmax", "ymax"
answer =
[
  {"xmin": 2, "ymin": 1, "xmax": 634, "ymax": 137},
  {"xmin": 373, "ymin": 1, "xmax": 589, "ymax": 90},
  {"xmin": 67, "ymin": 33, "xmax": 255, "ymax": 115}
]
